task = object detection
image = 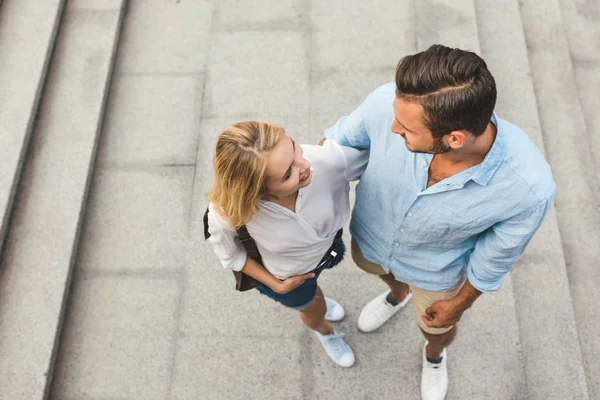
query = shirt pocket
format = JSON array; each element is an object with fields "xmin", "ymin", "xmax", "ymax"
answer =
[{"xmin": 410, "ymin": 204, "xmax": 478, "ymax": 249}]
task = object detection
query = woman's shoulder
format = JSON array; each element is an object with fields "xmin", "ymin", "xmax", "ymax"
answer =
[
  {"xmin": 207, "ymin": 202, "xmax": 236, "ymax": 231},
  {"xmin": 301, "ymin": 140, "xmax": 346, "ymax": 169}
]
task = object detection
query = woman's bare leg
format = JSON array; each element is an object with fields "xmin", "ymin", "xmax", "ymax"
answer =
[{"xmin": 299, "ymin": 286, "xmax": 334, "ymax": 335}]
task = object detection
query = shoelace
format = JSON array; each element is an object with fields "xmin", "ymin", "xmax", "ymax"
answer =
[
  {"xmin": 426, "ymin": 361, "xmax": 444, "ymax": 385},
  {"xmin": 376, "ymin": 298, "xmax": 396, "ymax": 318},
  {"xmin": 325, "ymin": 301, "xmax": 334, "ymax": 319},
  {"xmin": 325, "ymin": 333, "xmax": 348, "ymax": 358}
]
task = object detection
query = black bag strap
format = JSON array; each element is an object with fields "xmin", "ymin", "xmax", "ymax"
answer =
[
  {"xmin": 203, "ymin": 206, "xmax": 263, "ymax": 265},
  {"xmin": 203, "ymin": 207, "xmax": 211, "ymax": 240},
  {"xmin": 235, "ymin": 225, "xmax": 263, "ymax": 265}
]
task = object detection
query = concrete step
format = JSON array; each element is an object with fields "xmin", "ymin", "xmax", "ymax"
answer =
[
  {"xmin": 557, "ymin": 0, "xmax": 600, "ymax": 184},
  {"xmin": 0, "ymin": 0, "xmax": 65, "ymax": 256},
  {"xmin": 520, "ymin": 0, "xmax": 599, "ymax": 398},
  {"xmin": 474, "ymin": 1, "xmax": 590, "ymax": 399},
  {"xmin": 0, "ymin": 1, "xmax": 126, "ymax": 399}
]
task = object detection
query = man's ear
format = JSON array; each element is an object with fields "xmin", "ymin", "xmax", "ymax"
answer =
[{"xmin": 448, "ymin": 131, "xmax": 467, "ymax": 148}]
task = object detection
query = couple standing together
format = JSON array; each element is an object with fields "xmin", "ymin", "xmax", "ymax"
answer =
[{"xmin": 206, "ymin": 44, "xmax": 555, "ymax": 400}]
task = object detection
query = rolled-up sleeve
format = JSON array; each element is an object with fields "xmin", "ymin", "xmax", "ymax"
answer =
[
  {"xmin": 206, "ymin": 204, "xmax": 247, "ymax": 272},
  {"xmin": 323, "ymin": 89, "xmax": 385, "ymax": 149},
  {"xmin": 324, "ymin": 82, "xmax": 396, "ymax": 149},
  {"xmin": 324, "ymin": 111, "xmax": 370, "ymax": 149},
  {"xmin": 467, "ymin": 196, "xmax": 553, "ymax": 292}
]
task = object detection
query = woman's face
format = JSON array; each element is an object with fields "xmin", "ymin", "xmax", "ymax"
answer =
[{"xmin": 264, "ymin": 132, "xmax": 312, "ymax": 198}]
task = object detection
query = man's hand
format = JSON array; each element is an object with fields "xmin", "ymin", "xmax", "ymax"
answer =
[
  {"xmin": 275, "ymin": 272, "xmax": 315, "ymax": 294},
  {"xmin": 422, "ymin": 279, "xmax": 483, "ymax": 328},
  {"xmin": 422, "ymin": 299, "xmax": 465, "ymax": 328}
]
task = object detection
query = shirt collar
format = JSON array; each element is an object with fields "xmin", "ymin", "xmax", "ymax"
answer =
[{"xmin": 470, "ymin": 113, "xmax": 506, "ymax": 186}]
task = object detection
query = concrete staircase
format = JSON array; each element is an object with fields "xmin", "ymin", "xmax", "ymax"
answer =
[
  {"xmin": 0, "ymin": 0, "xmax": 597, "ymax": 399},
  {"xmin": 0, "ymin": 0, "xmax": 126, "ymax": 399}
]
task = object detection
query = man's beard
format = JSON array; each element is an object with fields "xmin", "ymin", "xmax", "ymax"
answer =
[{"xmin": 409, "ymin": 136, "xmax": 451, "ymax": 154}]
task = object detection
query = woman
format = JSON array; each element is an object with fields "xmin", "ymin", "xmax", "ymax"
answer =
[{"xmin": 207, "ymin": 121, "xmax": 368, "ymax": 367}]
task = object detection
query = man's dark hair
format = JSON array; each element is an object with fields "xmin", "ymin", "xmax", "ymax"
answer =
[{"xmin": 395, "ymin": 44, "xmax": 497, "ymax": 137}]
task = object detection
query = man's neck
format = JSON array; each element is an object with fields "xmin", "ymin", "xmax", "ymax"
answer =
[{"xmin": 437, "ymin": 122, "xmax": 497, "ymax": 166}]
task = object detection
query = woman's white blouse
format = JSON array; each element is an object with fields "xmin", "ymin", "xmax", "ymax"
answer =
[{"xmin": 207, "ymin": 140, "xmax": 369, "ymax": 280}]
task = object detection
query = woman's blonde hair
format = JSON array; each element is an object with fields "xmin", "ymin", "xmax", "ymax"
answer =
[{"xmin": 210, "ymin": 121, "xmax": 284, "ymax": 227}]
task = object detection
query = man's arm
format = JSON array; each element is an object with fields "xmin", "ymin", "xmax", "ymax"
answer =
[
  {"xmin": 322, "ymin": 112, "xmax": 371, "ymax": 149},
  {"xmin": 423, "ymin": 197, "xmax": 553, "ymax": 328},
  {"xmin": 422, "ymin": 279, "xmax": 482, "ymax": 328},
  {"xmin": 319, "ymin": 82, "xmax": 397, "ymax": 149}
]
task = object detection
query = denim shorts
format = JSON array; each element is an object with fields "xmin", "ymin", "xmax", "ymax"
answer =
[{"xmin": 255, "ymin": 230, "xmax": 345, "ymax": 310}]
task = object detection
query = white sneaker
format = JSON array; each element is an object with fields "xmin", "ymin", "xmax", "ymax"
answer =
[
  {"xmin": 315, "ymin": 330, "xmax": 355, "ymax": 368},
  {"xmin": 421, "ymin": 343, "xmax": 448, "ymax": 400},
  {"xmin": 325, "ymin": 297, "xmax": 345, "ymax": 321},
  {"xmin": 357, "ymin": 289, "xmax": 412, "ymax": 332}
]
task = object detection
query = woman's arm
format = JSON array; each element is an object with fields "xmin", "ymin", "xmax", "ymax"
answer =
[
  {"xmin": 242, "ymin": 257, "xmax": 315, "ymax": 294},
  {"xmin": 208, "ymin": 203, "xmax": 315, "ymax": 294}
]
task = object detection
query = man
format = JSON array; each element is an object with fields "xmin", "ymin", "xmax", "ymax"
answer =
[{"xmin": 323, "ymin": 45, "xmax": 555, "ymax": 400}]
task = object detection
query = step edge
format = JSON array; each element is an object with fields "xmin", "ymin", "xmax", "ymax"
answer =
[
  {"xmin": 41, "ymin": 4, "xmax": 129, "ymax": 400},
  {"xmin": 0, "ymin": 0, "xmax": 68, "ymax": 259}
]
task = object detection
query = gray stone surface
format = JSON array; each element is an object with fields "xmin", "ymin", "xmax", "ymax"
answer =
[
  {"xmin": 310, "ymin": 112, "xmax": 349, "ymax": 143},
  {"xmin": 0, "ymin": 6, "xmax": 124, "ymax": 400},
  {"xmin": 449, "ymin": 278, "xmax": 526, "ymax": 400},
  {"xmin": 203, "ymin": 31, "xmax": 309, "ymax": 117},
  {"xmin": 558, "ymin": 0, "xmax": 600, "ymax": 190},
  {"xmin": 99, "ymin": 74, "xmax": 205, "ymax": 165},
  {"xmin": 521, "ymin": 0, "xmax": 598, "ymax": 398},
  {"xmin": 213, "ymin": 0, "xmax": 304, "ymax": 28},
  {"xmin": 311, "ymin": 0, "xmax": 415, "ymax": 70},
  {"xmin": 0, "ymin": 0, "xmax": 64, "ymax": 253},
  {"xmin": 67, "ymin": 0, "xmax": 121, "ymax": 11},
  {"xmin": 171, "ymin": 335, "xmax": 304, "ymax": 400},
  {"xmin": 475, "ymin": 1, "xmax": 590, "ymax": 398},
  {"xmin": 51, "ymin": 275, "xmax": 180, "ymax": 400},
  {"xmin": 76, "ymin": 166, "xmax": 195, "ymax": 272},
  {"xmin": 117, "ymin": 0, "xmax": 213, "ymax": 74},
  {"xmin": 414, "ymin": 0, "xmax": 480, "ymax": 52},
  {"xmin": 310, "ymin": 68, "xmax": 395, "ymax": 119}
]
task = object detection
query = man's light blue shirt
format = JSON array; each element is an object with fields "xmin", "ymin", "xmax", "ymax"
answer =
[{"xmin": 325, "ymin": 83, "xmax": 556, "ymax": 293}]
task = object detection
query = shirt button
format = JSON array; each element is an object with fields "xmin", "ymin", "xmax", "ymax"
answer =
[
  {"xmin": 394, "ymin": 242, "xmax": 400, "ymax": 247},
  {"xmin": 422, "ymin": 161, "xmax": 428, "ymax": 167},
  {"xmin": 407, "ymin": 212, "xmax": 413, "ymax": 217},
  {"xmin": 400, "ymin": 228, "xmax": 405, "ymax": 233},
  {"xmin": 389, "ymin": 256, "xmax": 395, "ymax": 260}
]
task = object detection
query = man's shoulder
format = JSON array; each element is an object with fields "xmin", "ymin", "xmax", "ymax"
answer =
[
  {"xmin": 355, "ymin": 82, "xmax": 396, "ymax": 135},
  {"xmin": 357, "ymin": 82, "xmax": 396, "ymax": 113},
  {"xmin": 366, "ymin": 82, "xmax": 396, "ymax": 105},
  {"xmin": 496, "ymin": 117, "xmax": 555, "ymax": 202}
]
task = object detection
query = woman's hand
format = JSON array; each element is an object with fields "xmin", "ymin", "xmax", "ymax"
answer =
[
  {"xmin": 274, "ymin": 272, "xmax": 316, "ymax": 294},
  {"xmin": 240, "ymin": 257, "xmax": 315, "ymax": 294}
]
